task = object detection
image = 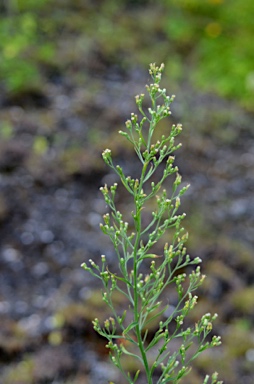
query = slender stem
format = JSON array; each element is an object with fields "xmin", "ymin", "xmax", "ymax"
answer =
[
  {"xmin": 131, "ymin": 160, "xmax": 153, "ymax": 384},
  {"xmin": 133, "ymin": 206, "xmax": 152, "ymax": 384}
]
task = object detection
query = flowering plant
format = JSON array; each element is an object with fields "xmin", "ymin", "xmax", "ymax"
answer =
[{"xmin": 82, "ymin": 63, "xmax": 222, "ymax": 384}]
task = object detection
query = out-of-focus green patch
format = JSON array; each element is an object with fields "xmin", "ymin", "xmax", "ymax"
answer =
[
  {"xmin": 1, "ymin": 0, "xmax": 254, "ymax": 109},
  {"xmin": 231, "ymin": 287, "xmax": 254, "ymax": 315},
  {"xmin": 48, "ymin": 330, "xmax": 63, "ymax": 346},
  {"xmin": 16, "ymin": 0, "xmax": 48, "ymax": 12},
  {"xmin": 56, "ymin": 290, "xmax": 127, "ymax": 325},
  {"xmin": 0, "ymin": 319, "xmax": 28, "ymax": 354},
  {"xmin": 205, "ymin": 259, "xmax": 239, "ymax": 287},
  {"xmin": 2, "ymin": 357, "xmax": 34, "ymax": 384},
  {"xmin": 0, "ymin": 1, "xmax": 53, "ymax": 93},
  {"xmin": 59, "ymin": 147, "xmax": 103, "ymax": 176},
  {"xmin": 161, "ymin": 0, "xmax": 254, "ymax": 109},
  {"xmin": 224, "ymin": 323, "xmax": 254, "ymax": 357},
  {"xmin": 33, "ymin": 136, "xmax": 48, "ymax": 155},
  {"xmin": 195, "ymin": 349, "xmax": 235, "ymax": 384},
  {"xmin": 214, "ymin": 236, "xmax": 254, "ymax": 269},
  {"xmin": 0, "ymin": 121, "xmax": 13, "ymax": 140},
  {"xmin": 232, "ymin": 318, "xmax": 253, "ymax": 331},
  {"xmin": 184, "ymin": 209, "xmax": 216, "ymax": 250}
]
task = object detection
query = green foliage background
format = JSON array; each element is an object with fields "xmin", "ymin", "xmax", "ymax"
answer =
[{"xmin": 1, "ymin": 0, "xmax": 254, "ymax": 109}]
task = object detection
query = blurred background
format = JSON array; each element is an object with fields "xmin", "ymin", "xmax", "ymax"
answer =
[{"xmin": 0, "ymin": 0, "xmax": 254, "ymax": 383}]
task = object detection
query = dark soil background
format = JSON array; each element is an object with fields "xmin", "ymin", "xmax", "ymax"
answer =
[{"xmin": 0, "ymin": 1, "xmax": 254, "ymax": 383}]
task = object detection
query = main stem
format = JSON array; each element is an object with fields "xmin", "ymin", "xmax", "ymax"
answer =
[
  {"xmin": 132, "ymin": 161, "xmax": 153, "ymax": 384},
  {"xmin": 133, "ymin": 210, "xmax": 152, "ymax": 384}
]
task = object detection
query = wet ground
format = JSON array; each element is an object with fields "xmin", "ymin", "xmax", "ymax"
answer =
[{"xmin": 0, "ymin": 64, "xmax": 254, "ymax": 383}]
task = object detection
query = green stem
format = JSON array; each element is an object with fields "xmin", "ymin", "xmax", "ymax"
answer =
[
  {"xmin": 131, "ymin": 161, "xmax": 153, "ymax": 384},
  {"xmin": 133, "ymin": 207, "xmax": 152, "ymax": 384}
]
